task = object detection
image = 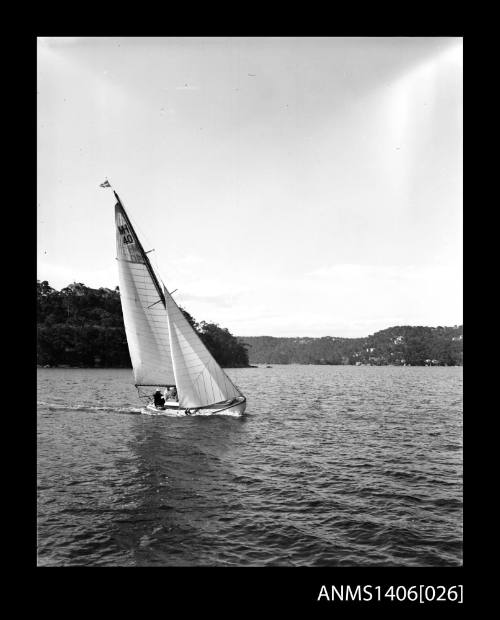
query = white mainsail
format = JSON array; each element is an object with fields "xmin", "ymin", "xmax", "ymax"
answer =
[
  {"xmin": 115, "ymin": 203, "xmax": 175, "ymax": 386},
  {"xmin": 164, "ymin": 287, "xmax": 242, "ymax": 408}
]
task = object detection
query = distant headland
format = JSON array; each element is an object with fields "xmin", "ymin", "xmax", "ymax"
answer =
[
  {"xmin": 37, "ymin": 281, "xmax": 462, "ymax": 368},
  {"xmin": 238, "ymin": 326, "xmax": 462, "ymax": 367}
]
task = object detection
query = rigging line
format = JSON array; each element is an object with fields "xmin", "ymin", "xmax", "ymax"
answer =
[
  {"xmin": 147, "ymin": 299, "xmax": 163, "ymax": 309},
  {"xmin": 135, "ymin": 384, "xmax": 171, "ymax": 387}
]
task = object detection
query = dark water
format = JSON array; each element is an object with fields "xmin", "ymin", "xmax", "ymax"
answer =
[{"xmin": 37, "ymin": 365, "xmax": 462, "ymax": 567}]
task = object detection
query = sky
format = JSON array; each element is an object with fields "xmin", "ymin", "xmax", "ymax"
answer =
[{"xmin": 37, "ymin": 37, "xmax": 462, "ymax": 337}]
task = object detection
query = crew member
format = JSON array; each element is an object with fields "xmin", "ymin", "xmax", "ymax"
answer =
[{"xmin": 153, "ymin": 389, "xmax": 165, "ymax": 408}]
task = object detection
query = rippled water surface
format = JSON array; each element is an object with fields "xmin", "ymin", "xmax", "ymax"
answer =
[{"xmin": 37, "ymin": 365, "xmax": 462, "ymax": 566}]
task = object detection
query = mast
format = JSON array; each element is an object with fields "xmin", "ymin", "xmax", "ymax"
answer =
[{"xmin": 114, "ymin": 190, "xmax": 166, "ymax": 307}]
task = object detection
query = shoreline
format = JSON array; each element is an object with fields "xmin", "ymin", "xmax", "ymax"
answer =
[
  {"xmin": 37, "ymin": 363, "xmax": 462, "ymax": 369},
  {"xmin": 37, "ymin": 365, "xmax": 258, "ymax": 370}
]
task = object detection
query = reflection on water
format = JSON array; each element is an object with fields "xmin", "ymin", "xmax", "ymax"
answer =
[{"xmin": 37, "ymin": 366, "xmax": 462, "ymax": 566}]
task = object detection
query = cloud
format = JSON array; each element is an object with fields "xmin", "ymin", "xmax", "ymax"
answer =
[
  {"xmin": 183, "ymin": 262, "xmax": 462, "ymax": 336},
  {"xmin": 177, "ymin": 291, "xmax": 242, "ymax": 309}
]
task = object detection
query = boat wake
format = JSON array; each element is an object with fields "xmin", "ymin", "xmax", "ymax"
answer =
[{"xmin": 37, "ymin": 401, "xmax": 144, "ymax": 415}]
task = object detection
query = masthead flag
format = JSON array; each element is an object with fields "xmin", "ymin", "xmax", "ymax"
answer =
[{"xmin": 100, "ymin": 180, "xmax": 111, "ymax": 188}]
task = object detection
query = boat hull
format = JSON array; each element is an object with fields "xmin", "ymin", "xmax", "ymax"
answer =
[{"xmin": 145, "ymin": 396, "xmax": 246, "ymax": 416}]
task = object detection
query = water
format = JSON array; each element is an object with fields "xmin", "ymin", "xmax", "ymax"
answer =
[{"xmin": 37, "ymin": 365, "xmax": 462, "ymax": 567}]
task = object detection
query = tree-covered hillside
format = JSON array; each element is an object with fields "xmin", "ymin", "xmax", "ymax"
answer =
[
  {"xmin": 240, "ymin": 325, "xmax": 463, "ymax": 366},
  {"xmin": 37, "ymin": 281, "xmax": 250, "ymax": 368}
]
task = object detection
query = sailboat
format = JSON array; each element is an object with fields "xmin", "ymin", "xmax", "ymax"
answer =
[{"xmin": 110, "ymin": 184, "xmax": 247, "ymax": 416}]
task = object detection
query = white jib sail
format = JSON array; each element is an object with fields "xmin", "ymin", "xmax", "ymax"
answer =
[
  {"xmin": 115, "ymin": 203, "xmax": 175, "ymax": 386},
  {"xmin": 164, "ymin": 287, "xmax": 242, "ymax": 408}
]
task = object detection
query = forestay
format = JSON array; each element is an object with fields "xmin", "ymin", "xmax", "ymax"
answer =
[{"xmin": 115, "ymin": 203, "xmax": 175, "ymax": 386}]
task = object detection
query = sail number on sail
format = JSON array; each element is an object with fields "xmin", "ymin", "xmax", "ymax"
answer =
[{"xmin": 118, "ymin": 224, "xmax": 134, "ymax": 245}]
